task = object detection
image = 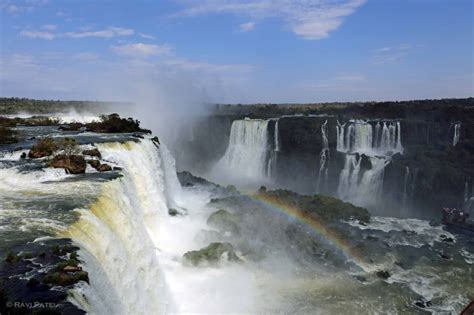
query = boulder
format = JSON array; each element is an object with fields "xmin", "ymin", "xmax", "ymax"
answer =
[
  {"xmin": 49, "ymin": 155, "xmax": 86, "ymax": 174},
  {"xmin": 375, "ymin": 270, "xmax": 391, "ymax": 279},
  {"xmin": 207, "ymin": 209, "xmax": 240, "ymax": 235},
  {"xmin": 28, "ymin": 138, "xmax": 57, "ymax": 158},
  {"xmin": 97, "ymin": 164, "xmax": 112, "ymax": 172},
  {"xmin": 88, "ymin": 159, "xmax": 100, "ymax": 169},
  {"xmin": 82, "ymin": 148, "xmax": 101, "ymax": 158},
  {"xmin": 183, "ymin": 242, "xmax": 240, "ymax": 266}
]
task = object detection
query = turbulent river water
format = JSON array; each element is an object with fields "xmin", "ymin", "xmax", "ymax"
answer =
[{"xmin": 0, "ymin": 121, "xmax": 473, "ymax": 314}]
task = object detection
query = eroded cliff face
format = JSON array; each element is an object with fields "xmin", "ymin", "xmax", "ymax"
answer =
[{"xmin": 178, "ymin": 99, "xmax": 474, "ymax": 219}]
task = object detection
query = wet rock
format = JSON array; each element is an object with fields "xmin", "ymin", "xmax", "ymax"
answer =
[
  {"xmin": 414, "ymin": 299, "xmax": 432, "ymax": 309},
  {"xmin": 43, "ymin": 271, "xmax": 89, "ymax": 286},
  {"xmin": 168, "ymin": 208, "xmax": 179, "ymax": 216},
  {"xmin": 375, "ymin": 270, "xmax": 391, "ymax": 279},
  {"xmin": 440, "ymin": 235, "xmax": 454, "ymax": 243},
  {"xmin": 113, "ymin": 166, "xmax": 123, "ymax": 171},
  {"xmin": 97, "ymin": 164, "xmax": 112, "ymax": 172},
  {"xmin": 151, "ymin": 136, "xmax": 160, "ymax": 145},
  {"xmin": 28, "ymin": 138, "xmax": 58, "ymax": 158},
  {"xmin": 82, "ymin": 148, "xmax": 101, "ymax": 158},
  {"xmin": 438, "ymin": 252, "xmax": 450, "ymax": 260},
  {"xmin": 183, "ymin": 242, "xmax": 240, "ymax": 266},
  {"xmin": 226, "ymin": 185, "xmax": 238, "ymax": 192},
  {"xmin": 63, "ymin": 266, "xmax": 82, "ymax": 272},
  {"xmin": 49, "ymin": 155, "xmax": 86, "ymax": 174},
  {"xmin": 207, "ymin": 209, "xmax": 240, "ymax": 235},
  {"xmin": 88, "ymin": 159, "xmax": 100, "ymax": 169},
  {"xmin": 20, "ymin": 152, "xmax": 26, "ymax": 159},
  {"xmin": 26, "ymin": 277, "xmax": 40, "ymax": 288},
  {"xmin": 132, "ymin": 133, "xmax": 144, "ymax": 139},
  {"xmin": 5, "ymin": 252, "xmax": 20, "ymax": 263}
]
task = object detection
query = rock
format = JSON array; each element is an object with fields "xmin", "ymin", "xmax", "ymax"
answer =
[
  {"xmin": 226, "ymin": 185, "xmax": 238, "ymax": 192},
  {"xmin": 26, "ymin": 277, "xmax": 40, "ymax": 288},
  {"xmin": 88, "ymin": 159, "xmax": 100, "ymax": 169},
  {"xmin": 5, "ymin": 252, "xmax": 20, "ymax": 263},
  {"xmin": 375, "ymin": 270, "xmax": 391, "ymax": 279},
  {"xmin": 258, "ymin": 186, "xmax": 267, "ymax": 193},
  {"xmin": 63, "ymin": 266, "xmax": 82, "ymax": 272},
  {"xmin": 151, "ymin": 136, "xmax": 160, "ymax": 145},
  {"xmin": 43, "ymin": 271, "xmax": 89, "ymax": 286},
  {"xmin": 169, "ymin": 208, "xmax": 179, "ymax": 216},
  {"xmin": 183, "ymin": 242, "xmax": 240, "ymax": 266},
  {"xmin": 20, "ymin": 152, "xmax": 26, "ymax": 159},
  {"xmin": 438, "ymin": 252, "xmax": 450, "ymax": 260},
  {"xmin": 113, "ymin": 166, "xmax": 123, "ymax": 171},
  {"xmin": 49, "ymin": 155, "xmax": 86, "ymax": 174},
  {"xmin": 207, "ymin": 209, "xmax": 240, "ymax": 235},
  {"xmin": 82, "ymin": 148, "xmax": 101, "ymax": 158},
  {"xmin": 97, "ymin": 164, "xmax": 112, "ymax": 172},
  {"xmin": 28, "ymin": 138, "xmax": 58, "ymax": 158},
  {"xmin": 414, "ymin": 299, "xmax": 432, "ymax": 309},
  {"xmin": 132, "ymin": 133, "xmax": 144, "ymax": 139}
]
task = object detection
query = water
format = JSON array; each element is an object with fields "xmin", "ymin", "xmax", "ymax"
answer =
[
  {"xmin": 1, "ymin": 120, "xmax": 473, "ymax": 314},
  {"xmin": 453, "ymin": 122, "xmax": 461, "ymax": 146},
  {"xmin": 335, "ymin": 120, "xmax": 403, "ymax": 210},
  {"xmin": 316, "ymin": 120, "xmax": 330, "ymax": 194},
  {"xmin": 212, "ymin": 118, "xmax": 271, "ymax": 185}
]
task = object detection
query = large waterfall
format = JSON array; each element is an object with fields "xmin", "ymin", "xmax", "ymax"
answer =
[
  {"xmin": 63, "ymin": 140, "xmax": 182, "ymax": 314},
  {"xmin": 336, "ymin": 120, "xmax": 403, "ymax": 209},
  {"xmin": 213, "ymin": 118, "xmax": 271, "ymax": 183}
]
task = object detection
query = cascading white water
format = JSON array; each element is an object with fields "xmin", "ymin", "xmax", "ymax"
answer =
[
  {"xmin": 63, "ymin": 139, "xmax": 183, "ymax": 314},
  {"xmin": 336, "ymin": 120, "xmax": 403, "ymax": 209},
  {"xmin": 453, "ymin": 122, "xmax": 461, "ymax": 146},
  {"xmin": 274, "ymin": 119, "xmax": 280, "ymax": 152},
  {"xmin": 213, "ymin": 118, "xmax": 270, "ymax": 181},
  {"xmin": 336, "ymin": 120, "xmax": 403, "ymax": 155},
  {"xmin": 337, "ymin": 155, "xmax": 389, "ymax": 208},
  {"xmin": 316, "ymin": 120, "xmax": 330, "ymax": 193}
]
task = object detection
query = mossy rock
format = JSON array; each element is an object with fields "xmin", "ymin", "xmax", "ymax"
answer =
[
  {"xmin": 207, "ymin": 209, "xmax": 240, "ymax": 235},
  {"xmin": 183, "ymin": 242, "xmax": 240, "ymax": 266},
  {"xmin": 43, "ymin": 271, "xmax": 88, "ymax": 286}
]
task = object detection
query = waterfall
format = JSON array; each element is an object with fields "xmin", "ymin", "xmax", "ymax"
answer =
[
  {"xmin": 336, "ymin": 119, "xmax": 403, "ymax": 209},
  {"xmin": 337, "ymin": 155, "xmax": 388, "ymax": 208},
  {"xmin": 63, "ymin": 139, "xmax": 182, "ymax": 314},
  {"xmin": 274, "ymin": 119, "xmax": 280, "ymax": 152},
  {"xmin": 214, "ymin": 118, "xmax": 270, "ymax": 181},
  {"xmin": 453, "ymin": 122, "xmax": 461, "ymax": 146},
  {"xmin": 336, "ymin": 120, "xmax": 403, "ymax": 155},
  {"xmin": 316, "ymin": 120, "xmax": 330, "ymax": 193}
]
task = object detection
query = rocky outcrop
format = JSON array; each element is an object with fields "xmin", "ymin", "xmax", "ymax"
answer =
[
  {"xmin": 183, "ymin": 242, "xmax": 240, "ymax": 266},
  {"xmin": 82, "ymin": 148, "xmax": 101, "ymax": 158},
  {"xmin": 207, "ymin": 209, "xmax": 240, "ymax": 235},
  {"xmin": 28, "ymin": 138, "xmax": 58, "ymax": 158},
  {"xmin": 49, "ymin": 155, "xmax": 86, "ymax": 174}
]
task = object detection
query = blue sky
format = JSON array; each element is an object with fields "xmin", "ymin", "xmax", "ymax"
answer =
[{"xmin": 0, "ymin": 0, "xmax": 472, "ymax": 104}]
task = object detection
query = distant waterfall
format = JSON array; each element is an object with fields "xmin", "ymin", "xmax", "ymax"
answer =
[
  {"xmin": 336, "ymin": 119, "xmax": 403, "ymax": 209},
  {"xmin": 453, "ymin": 122, "xmax": 461, "ymax": 146},
  {"xmin": 316, "ymin": 120, "xmax": 330, "ymax": 193},
  {"xmin": 274, "ymin": 119, "xmax": 280, "ymax": 152},
  {"xmin": 336, "ymin": 120, "xmax": 403, "ymax": 155},
  {"xmin": 214, "ymin": 118, "xmax": 270, "ymax": 181},
  {"xmin": 337, "ymin": 155, "xmax": 389, "ymax": 208}
]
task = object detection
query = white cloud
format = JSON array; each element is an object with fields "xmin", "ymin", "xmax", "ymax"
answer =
[
  {"xmin": 19, "ymin": 30, "xmax": 55, "ymax": 40},
  {"xmin": 372, "ymin": 44, "xmax": 414, "ymax": 64},
  {"xmin": 72, "ymin": 52, "xmax": 99, "ymax": 61},
  {"xmin": 139, "ymin": 32, "xmax": 156, "ymax": 39},
  {"xmin": 176, "ymin": 0, "xmax": 366, "ymax": 40},
  {"xmin": 112, "ymin": 43, "xmax": 173, "ymax": 57},
  {"xmin": 42, "ymin": 24, "xmax": 57, "ymax": 31},
  {"xmin": 18, "ymin": 26, "xmax": 135, "ymax": 40},
  {"xmin": 239, "ymin": 22, "xmax": 255, "ymax": 32},
  {"xmin": 64, "ymin": 27, "xmax": 134, "ymax": 39}
]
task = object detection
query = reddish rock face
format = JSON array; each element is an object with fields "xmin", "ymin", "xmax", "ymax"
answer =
[{"xmin": 49, "ymin": 155, "xmax": 86, "ymax": 174}]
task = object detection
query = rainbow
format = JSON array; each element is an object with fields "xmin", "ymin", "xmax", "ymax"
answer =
[{"xmin": 251, "ymin": 193, "xmax": 370, "ymax": 269}]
